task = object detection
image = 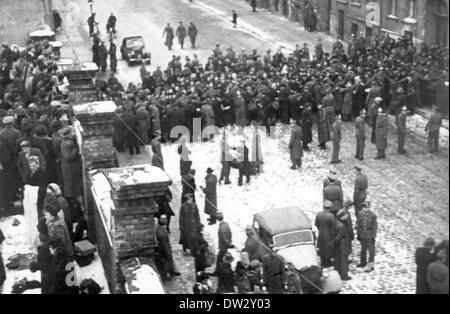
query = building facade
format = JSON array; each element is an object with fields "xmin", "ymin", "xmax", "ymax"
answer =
[
  {"xmin": 247, "ymin": 0, "xmax": 331, "ymax": 31},
  {"xmin": 329, "ymin": 0, "xmax": 449, "ymax": 45},
  {"xmin": 0, "ymin": 0, "xmax": 53, "ymax": 45}
]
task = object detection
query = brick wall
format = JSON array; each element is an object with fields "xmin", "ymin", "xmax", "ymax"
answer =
[
  {"xmin": 0, "ymin": 0, "xmax": 51, "ymax": 45},
  {"xmin": 112, "ymin": 201, "xmax": 159, "ymax": 260}
]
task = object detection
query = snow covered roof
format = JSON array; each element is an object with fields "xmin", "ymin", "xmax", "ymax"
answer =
[{"xmin": 254, "ymin": 207, "xmax": 312, "ymax": 235}]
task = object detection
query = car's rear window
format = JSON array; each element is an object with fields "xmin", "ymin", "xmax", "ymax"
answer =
[
  {"xmin": 273, "ymin": 230, "xmax": 313, "ymax": 248},
  {"xmin": 126, "ymin": 38, "xmax": 144, "ymax": 49}
]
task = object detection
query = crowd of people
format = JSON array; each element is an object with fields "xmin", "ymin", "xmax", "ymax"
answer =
[{"xmin": 0, "ymin": 9, "xmax": 449, "ymax": 294}]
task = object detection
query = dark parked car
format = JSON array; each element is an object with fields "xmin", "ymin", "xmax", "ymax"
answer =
[{"xmin": 120, "ymin": 36, "xmax": 151, "ymax": 66}]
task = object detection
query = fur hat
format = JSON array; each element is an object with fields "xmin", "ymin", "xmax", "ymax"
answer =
[{"xmin": 223, "ymin": 252, "xmax": 234, "ymax": 264}]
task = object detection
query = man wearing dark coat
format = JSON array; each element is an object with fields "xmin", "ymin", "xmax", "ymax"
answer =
[
  {"xmin": 301, "ymin": 104, "xmax": 313, "ymax": 150},
  {"xmin": 122, "ymin": 107, "xmax": 141, "ymax": 155},
  {"xmin": 425, "ymin": 106, "xmax": 442, "ymax": 153},
  {"xmin": 232, "ymin": 10, "xmax": 238, "ymax": 28},
  {"xmin": 181, "ymin": 169, "xmax": 196, "ymax": 204},
  {"xmin": 216, "ymin": 211, "xmax": 234, "ymax": 272},
  {"xmin": 330, "ymin": 115, "xmax": 342, "ymax": 164},
  {"xmin": 179, "ymin": 194, "xmax": 200, "ymax": 252},
  {"xmin": 60, "ymin": 128, "xmax": 82, "ymax": 203},
  {"xmin": 155, "ymin": 189, "xmax": 175, "ymax": 233},
  {"xmin": 155, "ymin": 215, "xmax": 180, "ymax": 281},
  {"xmin": 106, "ymin": 13, "xmax": 117, "ymax": 34},
  {"xmin": 98, "ymin": 41, "xmax": 108, "ymax": 73},
  {"xmin": 317, "ymin": 104, "xmax": 329, "ymax": 149},
  {"xmin": 288, "ymin": 120, "xmax": 303, "ymax": 169},
  {"xmin": 237, "ymin": 141, "xmax": 251, "ymax": 186},
  {"xmin": 162, "ymin": 23, "xmax": 175, "ymax": 50},
  {"xmin": 190, "ymin": 224, "xmax": 209, "ymax": 273},
  {"xmin": 375, "ymin": 108, "xmax": 388, "ymax": 159},
  {"xmin": 251, "ymin": 0, "xmax": 257, "ymax": 12},
  {"xmin": 323, "ymin": 178, "xmax": 343, "ymax": 214},
  {"xmin": 188, "ymin": 22, "xmax": 198, "ymax": 49},
  {"xmin": 357, "ymin": 201, "xmax": 377, "ymax": 272},
  {"xmin": 353, "ymin": 165, "xmax": 368, "ymax": 219},
  {"xmin": 262, "ymin": 252, "xmax": 285, "ymax": 294},
  {"xmin": 396, "ymin": 106, "xmax": 408, "ymax": 154},
  {"xmin": 92, "ymin": 37, "xmax": 100, "ymax": 66},
  {"xmin": 415, "ymin": 238, "xmax": 437, "ymax": 294},
  {"xmin": 355, "ymin": 109, "xmax": 366, "ymax": 160},
  {"xmin": 315, "ymin": 200, "xmax": 336, "ymax": 267},
  {"xmin": 217, "ymin": 252, "xmax": 236, "ymax": 293},
  {"xmin": 202, "ymin": 168, "xmax": 217, "ymax": 225},
  {"xmin": 0, "ymin": 228, "xmax": 5, "ymax": 286},
  {"xmin": 87, "ymin": 13, "xmax": 96, "ymax": 37},
  {"xmin": 331, "ymin": 210, "xmax": 352, "ymax": 280},
  {"xmin": 151, "ymin": 132, "xmax": 164, "ymax": 170},
  {"xmin": 175, "ymin": 22, "xmax": 187, "ymax": 49},
  {"xmin": 109, "ymin": 41, "xmax": 117, "ymax": 73}
]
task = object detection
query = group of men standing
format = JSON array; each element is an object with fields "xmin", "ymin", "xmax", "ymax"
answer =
[
  {"xmin": 163, "ymin": 22, "xmax": 199, "ymax": 50},
  {"xmin": 88, "ymin": 13, "xmax": 118, "ymax": 73},
  {"xmin": 316, "ymin": 166, "xmax": 376, "ymax": 280}
]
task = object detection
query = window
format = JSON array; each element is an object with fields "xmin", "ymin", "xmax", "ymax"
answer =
[
  {"xmin": 389, "ymin": 0, "xmax": 399, "ymax": 16},
  {"xmin": 408, "ymin": 0, "xmax": 417, "ymax": 18}
]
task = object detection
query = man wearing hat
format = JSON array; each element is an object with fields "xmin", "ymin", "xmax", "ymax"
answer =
[
  {"xmin": 375, "ymin": 107, "xmax": 388, "ymax": 159},
  {"xmin": 216, "ymin": 252, "xmax": 236, "ymax": 293},
  {"xmin": 315, "ymin": 200, "xmax": 337, "ymax": 267},
  {"xmin": 179, "ymin": 193, "xmax": 200, "ymax": 253},
  {"xmin": 175, "ymin": 21, "xmax": 187, "ymax": 49},
  {"xmin": 396, "ymin": 106, "xmax": 408, "ymax": 154},
  {"xmin": 288, "ymin": 119, "xmax": 303, "ymax": 170},
  {"xmin": 215, "ymin": 211, "xmax": 234, "ymax": 271},
  {"xmin": 357, "ymin": 201, "xmax": 377, "ymax": 272},
  {"xmin": 151, "ymin": 130, "xmax": 164, "ymax": 170},
  {"xmin": 425, "ymin": 105, "xmax": 442, "ymax": 153},
  {"xmin": 0, "ymin": 115, "xmax": 20, "ymax": 212},
  {"xmin": 155, "ymin": 215, "xmax": 180, "ymax": 281},
  {"xmin": 354, "ymin": 109, "xmax": 366, "ymax": 160},
  {"xmin": 369, "ymin": 97, "xmax": 382, "ymax": 143},
  {"xmin": 201, "ymin": 168, "xmax": 218, "ymax": 225},
  {"xmin": 330, "ymin": 114, "xmax": 342, "ymax": 164},
  {"xmin": 181, "ymin": 168, "xmax": 196, "ymax": 204},
  {"xmin": 353, "ymin": 165, "xmax": 368, "ymax": 218},
  {"xmin": 415, "ymin": 238, "xmax": 437, "ymax": 294},
  {"xmin": 323, "ymin": 169, "xmax": 342, "ymax": 190},
  {"xmin": 331, "ymin": 209, "xmax": 352, "ymax": 280},
  {"xmin": 323, "ymin": 172, "xmax": 344, "ymax": 214}
]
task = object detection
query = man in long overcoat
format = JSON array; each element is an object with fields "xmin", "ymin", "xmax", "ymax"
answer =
[
  {"xmin": 415, "ymin": 238, "xmax": 437, "ymax": 294},
  {"xmin": 331, "ymin": 210, "xmax": 352, "ymax": 280},
  {"xmin": 215, "ymin": 211, "xmax": 233, "ymax": 272},
  {"xmin": 151, "ymin": 131, "xmax": 164, "ymax": 170},
  {"xmin": 122, "ymin": 107, "xmax": 140, "ymax": 155},
  {"xmin": 288, "ymin": 120, "xmax": 303, "ymax": 169},
  {"xmin": 202, "ymin": 168, "xmax": 217, "ymax": 225},
  {"xmin": 98, "ymin": 41, "xmax": 108, "ymax": 73},
  {"xmin": 301, "ymin": 104, "xmax": 313, "ymax": 150},
  {"xmin": 60, "ymin": 127, "xmax": 82, "ymax": 201},
  {"xmin": 162, "ymin": 23, "xmax": 174, "ymax": 50},
  {"xmin": 357, "ymin": 201, "xmax": 377, "ymax": 272},
  {"xmin": 425, "ymin": 106, "xmax": 442, "ymax": 153},
  {"xmin": 353, "ymin": 165, "xmax": 368, "ymax": 218},
  {"xmin": 188, "ymin": 22, "xmax": 198, "ymax": 49},
  {"xmin": 179, "ymin": 194, "xmax": 200, "ymax": 252},
  {"xmin": 136, "ymin": 105, "xmax": 150, "ymax": 145},
  {"xmin": 175, "ymin": 22, "xmax": 187, "ymax": 49},
  {"xmin": 315, "ymin": 200, "xmax": 336, "ymax": 267},
  {"xmin": 355, "ymin": 109, "xmax": 366, "ymax": 160},
  {"xmin": 155, "ymin": 215, "xmax": 180, "ymax": 281},
  {"xmin": 330, "ymin": 115, "xmax": 342, "ymax": 164},
  {"xmin": 323, "ymin": 178, "xmax": 343, "ymax": 214},
  {"xmin": 396, "ymin": 106, "xmax": 408, "ymax": 154},
  {"xmin": 375, "ymin": 108, "xmax": 388, "ymax": 159},
  {"xmin": 109, "ymin": 41, "xmax": 117, "ymax": 73},
  {"xmin": 262, "ymin": 253, "xmax": 285, "ymax": 294},
  {"xmin": 317, "ymin": 104, "xmax": 329, "ymax": 149}
]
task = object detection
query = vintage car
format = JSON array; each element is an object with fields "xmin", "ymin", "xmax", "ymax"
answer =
[
  {"xmin": 120, "ymin": 36, "xmax": 151, "ymax": 66},
  {"xmin": 245, "ymin": 207, "xmax": 341, "ymax": 294}
]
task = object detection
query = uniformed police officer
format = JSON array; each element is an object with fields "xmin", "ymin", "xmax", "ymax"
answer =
[
  {"xmin": 354, "ymin": 109, "xmax": 366, "ymax": 161},
  {"xmin": 425, "ymin": 105, "xmax": 443, "ymax": 153},
  {"xmin": 375, "ymin": 107, "xmax": 388, "ymax": 159},
  {"xmin": 396, "ymin": 106, "xmax": 408, "ymax": 154},
  {"xmin": 357, "ymin": 201, "xmax": 377, "ymax": 272}
]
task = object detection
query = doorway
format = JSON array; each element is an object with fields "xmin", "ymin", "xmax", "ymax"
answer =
[
  {"xmin": 351, "ymin": 23, "xmax": 358, "ymax": 38},
  {"xmin": 338, "ymin": 10, "xmax": 345, "ymax": 39},
  {"xmin": 425, "ymin": 0, "xmax": 449, "ymax": 45}
]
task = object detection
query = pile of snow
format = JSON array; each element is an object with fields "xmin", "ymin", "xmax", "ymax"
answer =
[
  {"xmin": 73, "ymin": 101, "xmax": 117, "ymax": 115},
  {"xmin": 106, "ymin": 165, "xmax": 171, "ymax": 186},
  {"xmin": 90, "ymin": 172, "xmax": 114, "ymax": 230}
]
